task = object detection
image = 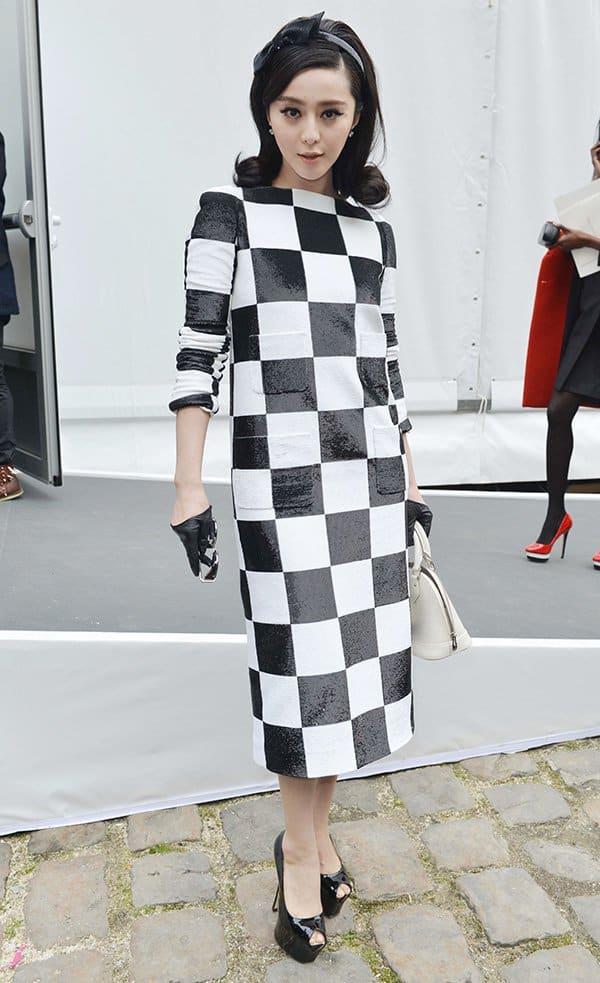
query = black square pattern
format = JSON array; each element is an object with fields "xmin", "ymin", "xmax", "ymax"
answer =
[
  {"xmin": 252, "ymin": 248, "xmax": 307, "ymax": 303},
  {"xmin": 272, "ymin": 465, "xmax": 314, "ymax": 515},
  {"xmin": 243, "ymin": 186, "xmax": 293, "ymax": 206},
  {"xmin": 239, "ymin": 569, "xmax": 252, "ymax": 620},
  {"xmin": 358, "ymin": 357, "xmax": 390, "ymax": 407},
  {"xmin": 273, "ymin": 465, "xmax": 325, "ymax": 519},
  {"xmin": 231, "ymin": 306, "xmax": 259, "ymax": 363},
  {"xmin": 237, "ymin": 520, "xmax": 282, "ymax": 572},
  {"xmin": 254, "ymin": 622, "xmax": 296, "ymax": 675},
  {"xmin": 248, "ymin": 667, "xmax": 263, "ymax": 719},
  {"xmin": 232, "ymin": 435, "xmax": 270, "ymax": 470},
  {"xmin": 264, "ymin": 368, "xmax": 318, "ymax": 414},
  {"xmin": 232, "ymin": 414, "xmax": 268, "ymax": 439},
  {"xmin": 284, "ymin": 567, "xmax": 337, "ymax": 623},
  {"xmin": 309, "ymin": 303, "xmax": 357, "ymax": 357},
  {"xmin": 352, "ymin": 707, "xmax": 390, "ymax": 768},
  {"xmin": 295, "ymin": 208, "xmax": 348, "ymax": 254},
  {"xmin": 350, "ymin": 256, "xmax": 383, "ymax": 305},
  {"xmin": 326, "ymin": 509, "xmax": 371, "ymax": 565},
  {"xmin": 340, "ymin": 609, "xmax": 379, "ymax": 666},
  {"xmin": 298, "ymin": 670, "xmax": 351, "ymax": 726},
  {"xmin": 380, "ymin": 648, "xmax": 412, "ymax": 704},
  {"xmin": 262, "ymin": 722, "xmax": 307, "ymax": 775},
  {"xmin": 372, "ymin": 552, "xmax": 408, "ymax": 605},
  {"xmin": 261, "ymin": 357, "xmax": 311, "ymax": 395},
  {"xmin": 185, "ymin": 288, "xmax": 229, "ymax": 326},
  {"xmin": 318, "ymin": 409, "xmax": 368, "ymax": 462},
  {"xmin": 368, "ymin": 458, "xmax": 405, "ymax": 505}
]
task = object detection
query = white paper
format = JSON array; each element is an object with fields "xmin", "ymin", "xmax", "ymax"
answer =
[{"xmin": 554, "ymin": 180, "xmax": 600, "ymax": 277}]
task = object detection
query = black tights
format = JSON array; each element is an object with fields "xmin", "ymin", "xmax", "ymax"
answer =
[{"xmin": 538, "ymin": 388, "xmax": 581, "ymax": 542}]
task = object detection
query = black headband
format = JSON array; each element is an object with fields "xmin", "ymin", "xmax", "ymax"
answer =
[{"xmin": 253, "ymin": 10, "xmax": 365, "ymax": 76}]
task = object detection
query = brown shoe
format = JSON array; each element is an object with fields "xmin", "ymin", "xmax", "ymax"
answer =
[{"xmin": 0, "ymin": 464, "xmax": 23, "ymax": 501}]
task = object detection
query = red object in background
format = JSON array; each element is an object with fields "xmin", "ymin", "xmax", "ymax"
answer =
[{"xmin": 522, "ymin": 247, "xmax": 574, "ymax": 407}]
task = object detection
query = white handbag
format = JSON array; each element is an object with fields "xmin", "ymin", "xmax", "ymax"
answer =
[{"xmin": 409, "ymin": 521, "xmax": 472, "ymax": 660}]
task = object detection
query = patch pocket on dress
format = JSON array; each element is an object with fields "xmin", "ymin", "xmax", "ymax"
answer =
[
  {"xmin": 250, "ymin": 331, "xmax": 310, "ymax": 394},
  {"xmin": 231, "ymin": 467, "xmax": 272, "ymax": 510},
  {"xmin": 373, "ymin": 424, "xmax": 405, "ymax": 495},
  {"xmin": 270, "ymin": 431, "xmax": 315, "ymax": 511},
  {"xmin": 231, "ymin": 434, "xmax": 271, "ymax": 510}
]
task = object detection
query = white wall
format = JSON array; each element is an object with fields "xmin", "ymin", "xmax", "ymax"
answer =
[{"xmin": 37, "ymin": 0, "xmax": 600, "ymax": 483}]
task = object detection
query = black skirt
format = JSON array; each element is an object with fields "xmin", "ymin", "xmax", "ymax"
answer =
[{"xmin": 554, "ymin": 262, "xmax": 600, "ymax": 405}]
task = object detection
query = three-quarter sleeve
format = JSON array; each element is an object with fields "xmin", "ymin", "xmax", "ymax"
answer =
[
  {"xmin": 168, "ymin": 189, "xmax": 239, "ymax": 415},
  {"xmin": 380, "ymin": 219, "xmax": 412, "ymax": 432}
]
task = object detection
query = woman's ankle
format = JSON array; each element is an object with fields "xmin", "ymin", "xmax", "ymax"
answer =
[{"xmin": 282, "ymin": 831, "xmax": 318, "ymax": 865}]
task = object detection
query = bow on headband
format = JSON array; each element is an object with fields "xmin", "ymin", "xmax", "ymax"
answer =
[{"xmin": 253, "ymin": 10, "xmax": 365, "ymax": 76}]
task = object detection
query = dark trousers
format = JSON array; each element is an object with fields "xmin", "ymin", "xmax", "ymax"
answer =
[{"xmin": 0, "ymin": 316, "xmax": 15, "ymax": 464}]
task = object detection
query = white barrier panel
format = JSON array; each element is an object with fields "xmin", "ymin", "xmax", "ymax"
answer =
[
  {"xmin": 59, "ymin": 408, "xmax": 600, "ymax": 486},
  {"xmin": 1, "ymin": 632, "xmax": 598, "ymax": 835}
]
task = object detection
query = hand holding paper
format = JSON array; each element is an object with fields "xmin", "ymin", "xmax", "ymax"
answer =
[{"xmin": 554, "ymin": 180, "xmax": 600, "ymax": 277}]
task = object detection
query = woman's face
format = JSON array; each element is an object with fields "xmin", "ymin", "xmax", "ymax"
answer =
[{"xmin": 267, "ymin": 65, "xmax": 361, "ymax": 192}]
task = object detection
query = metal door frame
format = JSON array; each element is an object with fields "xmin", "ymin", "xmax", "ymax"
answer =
[{"xmin": 2, "ymin": 0, "xmax": 61, "ymax": 484}]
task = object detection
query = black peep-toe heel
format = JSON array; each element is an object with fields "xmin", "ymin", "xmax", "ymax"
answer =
[
  {"xmin": 320, "ymin": 868, "xmax": 354, "ymax": 917},
  {"xmin": 271, "ymin": 830, "xmax": 327, "ymax": 963},
  {"xmin": 320, "ymin": 836, "xmax": 354, "ymax": 917}
]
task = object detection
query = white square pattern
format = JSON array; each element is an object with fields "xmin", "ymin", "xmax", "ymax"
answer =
[
  {"xmin": 302, "ymin": 252, "xmax": 357, "ymax": 303},
  {"xmin": 244, "ymin": 201, "xmax": 302, "ymax": 251},
  {"xmin": 257, "ymin": 302, "xmax": 313, "ymax": 339},
  {"xmin": 346, "ymin": 658, "xmax": 385, "ymax": 718},
  {"xmin": 314, "ymin": 356, "xmax": 365, "ymax": 410},
  {"xmin": 291, "ymin": 618, "xmax": 345, "ymax": 675},
  {"xmin": 276, "ymin": 514, "xmax": 331, "ymax": 572},
  {"xmin": 321, "ymin": 460, "xmax": 371, "ymax": 514},
  {"xmin": 331, "ymin": 559, "xmax": 375, "ymax": 617},
  {"xmin": 244, "ymin": 570, "xmax": 290, "ymax": 623}
]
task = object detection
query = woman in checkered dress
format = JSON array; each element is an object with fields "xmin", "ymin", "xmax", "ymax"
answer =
[{"xmin": 169, "ymin": 12, "xmax": 430, "ymax": 963}]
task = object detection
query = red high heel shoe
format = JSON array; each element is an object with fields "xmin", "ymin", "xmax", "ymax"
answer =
[
  {"xmin": 525, "ymin": 513, "xmax": 573, "ymax": 562},
  {"xmin": 593, "ymin": 551, "xmax": 600, "ymax": 570}
]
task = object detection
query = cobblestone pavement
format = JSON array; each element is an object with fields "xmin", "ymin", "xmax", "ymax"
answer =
[{"xmin": 1, "ymin": 738, "xmax": 600, "ymax": 982}]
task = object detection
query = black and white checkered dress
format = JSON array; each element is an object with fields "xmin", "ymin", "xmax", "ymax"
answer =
[{"xmin": 169, "ymin": 184, "xmax": 414, "ymax": 778}]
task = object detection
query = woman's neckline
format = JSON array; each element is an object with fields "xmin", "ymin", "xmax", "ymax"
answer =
[{"xmin": 256, "ymin": 184, "xmax": 350, "ymax": 203}]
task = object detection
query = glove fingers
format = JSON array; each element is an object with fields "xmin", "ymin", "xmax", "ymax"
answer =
[
  {"xmin": 176, "ymin": 525, "xmax": 201, "ymax": 577},
  {"xmin": 171, "ymin": 508, "xmax": 217, "ymax": 579},
  {"xmin": 406, "ymin": 500, "xmax": 433, "ymax": 546}
]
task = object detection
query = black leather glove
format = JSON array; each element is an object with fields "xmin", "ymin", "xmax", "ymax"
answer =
[
  {"xmin": 406, "ymin": 498, "xmax": 433, "ymax": 547},
  {"xmin": 171, "ymin": 505, "xmax": 219, "ymax": 580}
]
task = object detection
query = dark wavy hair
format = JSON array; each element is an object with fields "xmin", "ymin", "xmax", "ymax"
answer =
[{"xmin": 233, "ymin": 15, "xmax": 390, "ymax": 207}]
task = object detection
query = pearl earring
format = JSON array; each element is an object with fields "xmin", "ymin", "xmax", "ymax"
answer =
[
  {"xmin": 348, "ymin": 129, "xmax": 355, "ymax": 138},
  {"xmin": 268, "ymin": 126, "xmax": 273, "ymax": 135}
]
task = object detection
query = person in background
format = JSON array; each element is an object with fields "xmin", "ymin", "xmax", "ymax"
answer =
[
  {"xmin": 524, "ymin": 131, "xmax": 600, "ymax": 566},
  {"xmin": 0, "ymin": 130, "xmax": 21, "ymax": 501}
]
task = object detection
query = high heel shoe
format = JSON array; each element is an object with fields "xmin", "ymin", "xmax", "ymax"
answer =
[
  {"xmin": 320, "ymin": 868, "xmax": 353, "ymax": 917},
  {"xmin": 271, "ymin": 831, "xmax": 327, "ymax": 963},
  {"xmin": 593, "ymin": 551, "xmax": 600, "ymax": 570},
  {"xmin": 524, "ymin": 513, "xmax": 573, "ymax": 562},
  {"xmin": 320, "ymin": 836, "xmax": 353, "ymax": 917}
]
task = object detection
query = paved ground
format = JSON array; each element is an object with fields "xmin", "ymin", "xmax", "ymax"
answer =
[{"xmin": 1, "ymin": 738, "xmax": 600, "ymax": 982}]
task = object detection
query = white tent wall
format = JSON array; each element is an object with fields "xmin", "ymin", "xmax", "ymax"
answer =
[
  {"xmin": 37, "ymin": 0, "xmax": 600, "ymax": 484},
  {"xmin": 2, "ymin": 632, "xmax": 599, "ymax": 835}
]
